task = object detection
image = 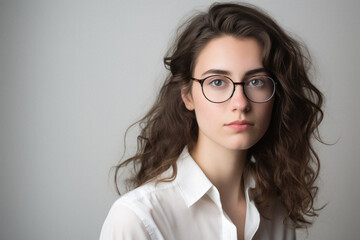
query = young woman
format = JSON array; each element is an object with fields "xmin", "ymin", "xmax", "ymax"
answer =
[{"xmin": 100, "ymin": 3, "xmax": 323, "ymax": 240}]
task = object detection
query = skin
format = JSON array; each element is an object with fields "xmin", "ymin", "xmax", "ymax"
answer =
[{"xmin": 181, "ymin": 35, "xmax": 274, "ymax": 240}]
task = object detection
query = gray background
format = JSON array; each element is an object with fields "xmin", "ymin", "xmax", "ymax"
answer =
[{"xmin": 0, "ymin": 0, "xmax": 359, "ymax": 239}]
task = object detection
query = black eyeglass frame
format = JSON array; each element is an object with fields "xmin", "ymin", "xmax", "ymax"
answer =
[{"xmin": 191, "ymin": 75, "xmax": 277, "ymax": 103}]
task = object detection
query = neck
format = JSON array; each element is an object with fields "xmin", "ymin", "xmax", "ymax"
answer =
[{"xmin": 190, "ymin": 135, "xmax": 247, "ymax": 203}]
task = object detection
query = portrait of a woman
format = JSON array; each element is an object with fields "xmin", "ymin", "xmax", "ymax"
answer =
[{"xmin": 100, "ymin": 3, "xmax": 323, "ymax": 239}]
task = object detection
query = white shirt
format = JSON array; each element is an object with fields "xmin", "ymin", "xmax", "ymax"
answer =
[{"xmin": 100, "ymin": 148, "xmax": 295, "ymax": 240}]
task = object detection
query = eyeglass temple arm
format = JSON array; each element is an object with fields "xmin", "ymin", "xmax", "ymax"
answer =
[{"xmin": 191, "ymin": 77, "xmax": 203, "ymax": 84}]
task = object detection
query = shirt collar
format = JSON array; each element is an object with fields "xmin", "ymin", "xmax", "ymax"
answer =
[
  {"xmin": 174, "ymin": 147, "xmax": 213, "ymax": 207},
  {"xmin": 244, "ymin": 169, "xmax": 256, "ymax": 199},
  {"xmin": 175, "ymin": 147, "xmax": 256, "ymax": 208}
]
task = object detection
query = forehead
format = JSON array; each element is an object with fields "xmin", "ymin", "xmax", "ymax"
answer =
[{"xmin": 193, "ymin": 36, "xmax": 263, "ymax": 77}]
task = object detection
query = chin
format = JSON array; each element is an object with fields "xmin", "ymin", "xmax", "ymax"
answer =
[
  {"xmin": 225, "ymin": 142, "xmax": 254, "ymax": 151},
  {"xmin": 224, "ymin": 137, "xmax": 259, "ymax": 151}
]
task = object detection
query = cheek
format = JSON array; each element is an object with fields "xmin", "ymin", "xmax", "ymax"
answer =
[
  {"xmin": 194, "ymin": 100, "xmax": 217, "ymax": 125},
  {"xmin": 191, "ymin": 87, "xmax": 223, "ymax": 127},
  {"xmin": 258, "ymin": 101, "xmax": 274, "ymax": 129}
]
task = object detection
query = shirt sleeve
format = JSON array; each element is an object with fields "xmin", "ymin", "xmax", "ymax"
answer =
[{"xmin": 99, "ymin": 202, "xmax": 150, "ymax": 240}]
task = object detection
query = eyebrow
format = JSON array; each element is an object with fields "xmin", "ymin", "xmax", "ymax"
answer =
[{"xmin": 201, "ymin": 67, "xmax": 267, "ymax": 77}]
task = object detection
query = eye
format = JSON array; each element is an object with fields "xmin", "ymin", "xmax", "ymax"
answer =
[
  {"xmin": 206, "ymin": 76, "xmax": 229, "ymax": 88},
  {"xmin": 210, "ymin": 79, "xmax": 225, "ymax": 87},
  {"xmin": 247, "ymin": 78, "xmax": 265, "ymax": 87}
]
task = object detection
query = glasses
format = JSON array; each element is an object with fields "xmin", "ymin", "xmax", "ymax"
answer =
[{"xmin": 191, "ymin": 75, "xmax": 276, "ymax": 103}]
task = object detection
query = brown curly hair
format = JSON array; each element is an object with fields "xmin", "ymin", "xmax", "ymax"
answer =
[{"xmin": 114, "ymin": 2, "xmax": 324, "ymax": 228}]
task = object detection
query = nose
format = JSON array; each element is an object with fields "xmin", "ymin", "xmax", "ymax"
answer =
[{"xmin": 230, "ymin": 84, "xmax": 251, "ymax": 112}]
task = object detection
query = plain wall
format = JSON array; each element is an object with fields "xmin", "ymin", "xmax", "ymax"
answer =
[{"xmin": 0, "ymin": 0, "xmax": 359, "ymax": 239}]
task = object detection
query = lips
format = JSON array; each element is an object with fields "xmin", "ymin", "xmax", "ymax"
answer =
[{"xmin": 225, "ymin": 120, "xmax": 254, "ymax": 131}]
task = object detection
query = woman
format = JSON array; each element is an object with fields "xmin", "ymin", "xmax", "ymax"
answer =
[{"xmin": 100, "ymin": 2, "xmax": 323, "ymax": 240}]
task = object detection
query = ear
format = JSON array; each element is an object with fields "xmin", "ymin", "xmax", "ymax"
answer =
[{"xmin": 181, "ymin": 87, "xmax": 195, "ymax": 111}]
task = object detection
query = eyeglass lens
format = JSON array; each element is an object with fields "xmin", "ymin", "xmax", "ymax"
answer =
[{"xmin": 201, "ymin": 75, "xmax": 275, "ymax": 103}]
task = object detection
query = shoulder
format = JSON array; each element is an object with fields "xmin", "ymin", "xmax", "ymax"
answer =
[
  {"xmin": 100, "ymin": 200, "xmax": 150, "ymax": 240},
  {"xmin": 100, "ymin": 180, "xmax": 185, "ymax": 240}
]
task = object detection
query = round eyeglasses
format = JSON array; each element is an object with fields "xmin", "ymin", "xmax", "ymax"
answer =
[{"xmin": 191, "ymin": 75, "xmax": 276, "ymax": 103}]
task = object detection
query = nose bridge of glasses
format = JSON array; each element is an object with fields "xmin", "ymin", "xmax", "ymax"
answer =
[
  {"xmin": 231, "ymin": 81, "xmax": 248, "ymax": 101},
  {"xmin": 233, "ymin": 81, "xmax": 246, "ymax": 92},
  {"xmin": 233, "ymin": 82, "xmax": 245, "ymax": 87}
]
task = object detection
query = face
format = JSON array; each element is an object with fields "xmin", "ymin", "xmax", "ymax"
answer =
[{"xmin": 182, "ymin": 35, "xmax": 274, "ymax": 152}]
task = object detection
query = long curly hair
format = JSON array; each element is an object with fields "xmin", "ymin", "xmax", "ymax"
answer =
[{"xmin": 114, "ymin": 2, "xmax": 324, "ymax": 228}]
